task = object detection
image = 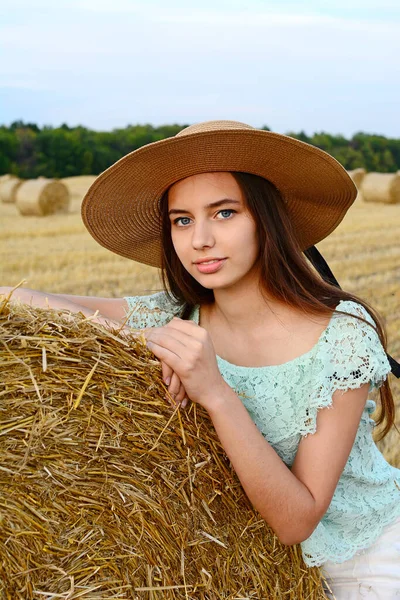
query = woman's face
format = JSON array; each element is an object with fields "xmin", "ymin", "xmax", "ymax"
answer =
[{"xmin": 168, "ymin": 172, "xmax": 260, "ymax": 291}]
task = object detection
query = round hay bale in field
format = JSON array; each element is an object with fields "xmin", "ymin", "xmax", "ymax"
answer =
[
  {"xmin": 360, "ymin": 172, "xmax": 400, "ymax": 204},
  {"xmin": 0, "ymin": 297, "xmax": 329, "ymax": 600},
  {"xmin": 347, "ymin": 168, "xmax": 366, "ymax": 189},
  {"xmin": 0, "ymin": 173, "xmax": 14, "ymax": 184},
  {"xmin": 0, "ymin": 176, "xmax": 23, "ymax": 204},
  {"xmin": 15, "ymin": 178, "xmax": 70, "ymax": 216},
  {"xmin": 347, "ymin": 168, "xmax": 366, "ymax": 204}
]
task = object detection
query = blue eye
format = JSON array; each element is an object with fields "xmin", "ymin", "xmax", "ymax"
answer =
[
  {"xmin": 173, "ymin": 209, "xmax": 236, "ymax": 227},
  {"xmin": 174, "ymin": 217, "xmax": 191, "ymax": 226},
  {"xmin": 219, "ymin": 209, "xmax": 235, "ymax": 218}
]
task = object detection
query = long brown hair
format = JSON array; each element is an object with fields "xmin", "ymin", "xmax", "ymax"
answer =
[{"xmin": 159, "ymin": 171, "xmax": 396, "ymax": 440}]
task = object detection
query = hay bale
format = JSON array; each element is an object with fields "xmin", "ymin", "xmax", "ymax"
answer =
[
  {"xmin": 347, "ymin": 168, "xmax": 366, "ymax": 204},
  {"xmin": 15, "ymin": 178, "xmax": 70, "ymax": 216},
  {"xmin": 0, "ymin": 174, "xmax": 14, "ymax": 184},
  {"xmin": 347, "ymin": 168, "xmax": 366, "ymax": 189},
  {"xmin": 0, "ymin": 176, "xmax": 23, "ymax": 204},
  {"xmin": 360, "ymin": 172, "xmax": 400, "ymax": 204},
  {"xmin": 0, "ymin": 297, "xmax": 329, "ymax": 599}
]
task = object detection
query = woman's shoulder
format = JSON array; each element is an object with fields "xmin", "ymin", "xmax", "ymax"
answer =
[
  {"xmin": 319, "ymin": 298, "xmax": 391, "ymax": 392},
  {"xmin": 332, "ymin": 299, "xmax": 376, "ymax": 325},
  {"xmin": 326, "ymin": 299, "xmax": 382, "ymax": 342},
  {"xmin": 323, "ymin": 299, "xmax": 385, "ymax": 361},
  {"xmin": 124, "ymin": 291, "xmax": 184, "ymax": 329}
]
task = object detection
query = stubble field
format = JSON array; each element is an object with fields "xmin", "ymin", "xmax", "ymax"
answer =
[{"xmin": 1, "ymin": 182, "xmax": 399, "ymax": 464}]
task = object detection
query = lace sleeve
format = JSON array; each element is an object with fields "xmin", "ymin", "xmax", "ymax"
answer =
[
  {"xmin": 123, "ymin": 291, "xmax": 183, "ymax": 329},
  {"xmin": 324, "ymin": 302, "xmax": 391, "ymax": 393},
  {"xmin": 306, "ymin": 302, "xmax": 392, "ymax": 426}
]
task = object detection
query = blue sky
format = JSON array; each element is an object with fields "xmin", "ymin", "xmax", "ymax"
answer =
[{"xmin": 1, "ymin": 0, "xmax": 399, "ymax": 136}]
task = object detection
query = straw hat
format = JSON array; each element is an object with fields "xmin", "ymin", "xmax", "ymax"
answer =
[{"xmin": 81, "ymin": 120, "xmax": 357, "ymax": 268}]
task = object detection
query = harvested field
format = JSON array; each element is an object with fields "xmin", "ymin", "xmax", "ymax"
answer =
[{"xmin": 0, "ymin": 193, "xmax": 399, "ymax": 463}]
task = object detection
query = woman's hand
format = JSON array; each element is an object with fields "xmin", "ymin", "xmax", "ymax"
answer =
[
  {"xmin": 144, "ymin": 317, "xmax": 227, "ymax": 411},
  {"xmin": 160, "ymin": 362, "xmax": 189, "ymax": 408}
]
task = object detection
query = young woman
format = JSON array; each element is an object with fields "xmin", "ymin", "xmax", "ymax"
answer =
[{"xmin": 2, "ymin": 121, "xmax": 399, "ymax": 599}]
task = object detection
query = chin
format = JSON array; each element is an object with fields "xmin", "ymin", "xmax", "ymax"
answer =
[
  {"xmin": 197, "ymin": 278, "xmax": 236, "ymax": 291},
  {"xmin": 189, "ymin": 265, "xmax": 247, "ymax": 290}
]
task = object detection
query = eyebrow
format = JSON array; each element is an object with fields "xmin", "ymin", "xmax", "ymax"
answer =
[{"xmin": 168, "ymin": 198, "xmax": 241, "ymax": 216}]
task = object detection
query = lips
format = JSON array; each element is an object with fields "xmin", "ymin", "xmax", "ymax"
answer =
[
  {"xmin": 194, "ymin": 258, "xmax": 227, "ymax": 274},
  {"xmin": 194, "ymin": 258, "xmax": 226, "ymax": 264}
]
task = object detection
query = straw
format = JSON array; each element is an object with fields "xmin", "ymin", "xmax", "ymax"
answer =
[
  {"xmin": 16, "ymin": 179, "xmax": 70, "ymax": 216},
  {"xmin": 0, "ymin": 296, "xmax": 330, "ymax": 599}
]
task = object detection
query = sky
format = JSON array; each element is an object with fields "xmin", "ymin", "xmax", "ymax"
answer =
[{"xmin": 1, "ymin": 0, "xmax": 399, "ymax": 137}]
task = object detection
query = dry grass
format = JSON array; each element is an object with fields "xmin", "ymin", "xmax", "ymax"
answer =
[
  {"xmin": 361, "ymin": 172, "xmax": 400, "ymax": 204},
  {"xmin": 0, "ymin": 177, "xmax": 23, "ymax": 204},
  {"xmin": 0, "ymin": 300, "xmax": 329, "ymax": 599},
  {"xmin": 16, "ymin": 179, "xmax": 70, "ymax": 216},
  {"xmin": 0, "ymin": 192, "xmax": 399, "ymax": 463}
]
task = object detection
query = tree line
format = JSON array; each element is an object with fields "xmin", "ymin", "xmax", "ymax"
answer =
[{"xmin": 1, "ymin": 121, "xmax": 399, "ymax": 179}]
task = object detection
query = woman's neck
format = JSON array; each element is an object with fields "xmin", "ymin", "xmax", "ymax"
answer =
[{"xmin": 204, "ymin": 286, "xmax": 290, "ymax": 336}]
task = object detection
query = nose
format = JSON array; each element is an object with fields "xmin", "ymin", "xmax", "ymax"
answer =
[{"xmin": 191, "ymin": 219, "xmax": 216, "ymax": 250}]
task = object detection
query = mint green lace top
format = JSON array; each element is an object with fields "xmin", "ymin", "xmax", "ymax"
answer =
[{"xmin": 124, "ymin": 292, "xmax": 400, "ymax": 568}]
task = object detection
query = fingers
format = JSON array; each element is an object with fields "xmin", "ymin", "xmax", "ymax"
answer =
[
  {"xmin": 166, "ymin": 372, "xmax": 187, "ymax": 407},
  {"xmin": 146, "ymin": 330, "xmax": 187, "ymax": 359},
  {"xmin": 161, "ymin": 361, "xmax": 173, "ymax": 386},
  {"xmin": 168, "ymin": 371, "xmax": 181, "ymax": 400},
  {"xmin": 172, "ymin": 380, "xmax": 186, "ymax": 404},
  {"xmin": 161, "ymin": 362, "xmax": 189, "ymax": 409}
]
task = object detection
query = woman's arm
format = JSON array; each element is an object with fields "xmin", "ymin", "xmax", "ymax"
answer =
[
  {"xmin": 53, "ymin": 293, "xmax": 129, "ymax": 323},
  {"xmin": 206, "ymin": 382, "xmax": 369, "ymax": 545},
  {"xmin": 143, "ymin": 317, "xmax": 371, "ymax": 544},
  {"xmin": 0, "ymin": 287, "xmax": 128, "ymax": 327}
]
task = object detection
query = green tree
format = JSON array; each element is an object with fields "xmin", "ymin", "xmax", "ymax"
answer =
[{"xmin": 1, "ymin": 121, "xmax": 399, "ymax": 178}]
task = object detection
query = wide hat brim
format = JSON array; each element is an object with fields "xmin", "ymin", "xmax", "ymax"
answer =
[{"xmin": 81, "ymin": 123, "xmax": 357, "ymax": 268}]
